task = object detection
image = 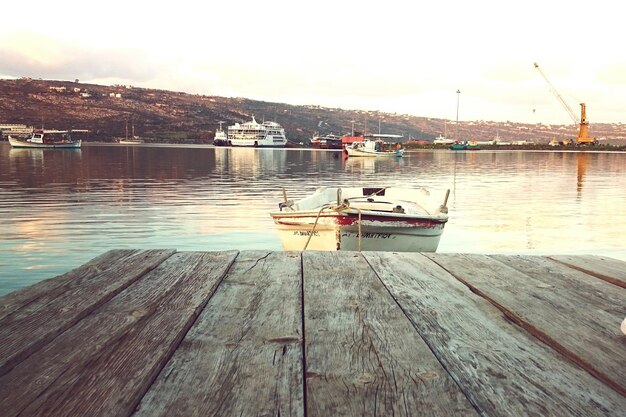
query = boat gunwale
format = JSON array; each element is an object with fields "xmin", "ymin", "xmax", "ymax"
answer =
[{"xmin": 271, "ymin": 209, "xmax": 448, "ymax": 223}]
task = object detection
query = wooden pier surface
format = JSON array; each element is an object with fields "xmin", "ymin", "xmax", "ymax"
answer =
[{"xmin": 0, "ymin": 250, "xmax": 624, "ymax": 416}]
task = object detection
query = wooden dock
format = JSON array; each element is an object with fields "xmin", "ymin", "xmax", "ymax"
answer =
[{"xmin": 0, "ymin": 250, "xmax": 624, "ymax": 416}]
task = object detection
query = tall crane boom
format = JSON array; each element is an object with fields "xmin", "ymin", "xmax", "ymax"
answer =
[
  {"xmin": 533, "ymin": 62, "xmax": 597, "ymax": 145},
  {"xmin": 533, "ymin": 62, "xmax": 578, "ymax": 124}
]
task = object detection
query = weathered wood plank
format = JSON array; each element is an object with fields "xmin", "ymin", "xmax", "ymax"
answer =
[
  {"xmin": 549, "ymin": 254, "xmax": 626, "ymax": 288},
  {"xmin": 0, "ymin": 249, "xmax": 176, "ymax": 377},
  {"xmin": 1, "ymin": 251, "xmax": 237, "ymax": 417},
  {"xmin": 427, "ymin": 253, "xmax": 626, "ymax": 397},
  {"xmin": 0, "ymin": 250, "xmax": 206, "ymax": 417},
  {"xmin": 303, "ymin": 251, "xmax": 479, "ymax": 417},
  {"xmin": 0, "ymin": 249, "xmax": 140, "ymax": 321},
  {"xmin": 367, "ymin": 252, "xmax": 625, "ymax": 416},
  {"xmin": 134, "ymin": 251, "xmax": 304, "ymax": 417}
]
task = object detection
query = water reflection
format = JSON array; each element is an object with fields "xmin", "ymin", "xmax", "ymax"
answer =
[
  {"xmin": 343, "ymin": 155, "xmax": 405, "ymax": 173},
  {"xmin": 214, "ymin": 147, "xmax": 288, "ymax": 175},
  {"xmin": 1, "ymin": 143, "xmax": 625, "ymax": 296},
  {"xmin": 577, "ymin": 153, "xmax": 588, "ymax": 195}
]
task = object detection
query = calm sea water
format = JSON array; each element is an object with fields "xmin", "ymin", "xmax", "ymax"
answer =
[{"xmin": 1, "ymin": 142, "xmax": 625, "ymax": 296}]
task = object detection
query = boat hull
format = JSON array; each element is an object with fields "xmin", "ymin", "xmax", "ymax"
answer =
[
  {"xmin": 228, "ymin": 136, "xmax": 288, "ymax": 147},
  {"xmin": 345, "ymin": 148, "xmax": 404, "ymax": 157},
  {"xmin": 9, "ymin": 137, "xmax": 81, "ymax": 149},
  {"xmin": 272, "ymin": 212, "xmax": 445, "ymax": 252}
]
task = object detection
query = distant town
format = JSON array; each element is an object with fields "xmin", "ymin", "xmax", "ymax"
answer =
[{"xmin": 1, "ymin": 78, "xmax": 625, "ymax": 147}]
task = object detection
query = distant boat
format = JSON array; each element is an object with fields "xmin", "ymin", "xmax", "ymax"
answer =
[
  {"xmin": 118, "ymin": 138, "xmax": 144, "ymax": 144},
  {"xmin": 345, "ymin": 139, "xmax": 404, "ymax": 157},
  {"xmin": 433, "ymin": 134, "xmax": 454, "ymax": 145},
  {"xmin": 449, "ymin": 140, "xmax": 480, "ymax": 151},
  {"xmin": 433, "ymin": 120, "xmax": 454, "ymax": 144},
  {"xmin": 213, "ymin": 121, "xmax": 227, "ymax": 146},
  {"xmin": 341, "ymin": 132, "xmax": 403, "ymax": 148},
  {"xmin": 449, "ymin": 141, "xmax": 466, "ymax": 150},
  {"xmin": 227, "ymin": 116, "xmax": 287, "ymax": 147},
  {"xmin": 466, "ymin": 140, "xmax": 480, "ymax": 150},
  {"xmin": 118, "ymin": 121, "xmax": 144, "ymax": 144},
  {"xmin": 311, "ymin": 133, "xmax": 342, "ymax": 149},
  {"xmin": 9, "ymin": 130, "xmax": 81, "ymax": 149}
]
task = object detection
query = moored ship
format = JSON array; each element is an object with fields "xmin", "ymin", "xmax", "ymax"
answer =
[
  {"xmin": 311, "ymin": 133, "xmax": 342, "ymax": 149},
  {"xmin": 8, "ymin": 130, "xmax": 81, "ymax": 149},
  {"xmin": 227, "ymin": 117, "xmax": 287, "ymax": 147}
]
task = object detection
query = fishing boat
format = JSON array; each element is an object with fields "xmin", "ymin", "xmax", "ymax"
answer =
[
  {"xmin": 271, "ymin": 186, "xmax": 449, "ymax": 252},
  {"xmin": 449, "ymin": 140, "xmax": 480, "ymax": 151},
  {"xmin": 8, "ymin": 130, "xmax": 81, "ymax": 149},
  {"xmin": 227, "ymin": 116, "xmax": 287, "ymax": 147},
  {"xmin": 345, "ymin": 139, "xmax": 404, "ymax": 157},
  {"xmin": 449, "ymin": 141, "xmax": 466, "ymax": 150},
  {"xmin": 311, "ymin": 133, "xmax": 342, "ymax": 149},
  {"xmin": 213, "ymin": 121, "xmax": 228, "ymax": 146}
]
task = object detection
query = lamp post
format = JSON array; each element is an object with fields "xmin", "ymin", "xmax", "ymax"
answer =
[{"xmin": 455, "ymin": 89, "xmax": 461, "ymax": 141}]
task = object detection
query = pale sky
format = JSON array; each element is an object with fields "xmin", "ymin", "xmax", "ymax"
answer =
[{"xmin": 1, "ymin": 0, "xmax": 625, "ymax": 125}]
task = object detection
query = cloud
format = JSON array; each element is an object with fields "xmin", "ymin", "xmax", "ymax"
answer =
[{"xmin": 0, "ymin": 31, "xmax": 161, "ymax": 83}]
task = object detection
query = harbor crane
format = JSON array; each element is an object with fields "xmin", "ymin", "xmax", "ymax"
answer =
[{"xmin": 533, "ymin": 62, "xmax": 598, "ymax": 145}]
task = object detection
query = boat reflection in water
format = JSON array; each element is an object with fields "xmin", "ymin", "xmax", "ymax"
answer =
[
  {"xmin": 271, "ymin": 186, "xmax": 450, "ymax": 252},
  {"xmin": 9, "ymin": 147, "xmax": 82, "ymax": 170},
  {"xmin": 214, "ymin": 147, "xmax": 288, "ymax": 175},
  {"xmin": 343, "ymin": 155, "xmax": 405, "ymax": 173}
]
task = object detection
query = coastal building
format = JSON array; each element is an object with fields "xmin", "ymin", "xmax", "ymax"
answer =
[{"xmin": 0, "ymin": 124, "xmax": 34, "ymax": 138}]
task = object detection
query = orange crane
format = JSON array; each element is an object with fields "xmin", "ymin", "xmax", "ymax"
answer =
[{"xmin": 533, "ymin": 62, "xmax": 598, "ymax": 145}]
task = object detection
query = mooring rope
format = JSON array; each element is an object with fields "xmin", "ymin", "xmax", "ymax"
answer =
[{"xmin": 303, "ymin": 202, "xmax": 363, "ymax": 251}]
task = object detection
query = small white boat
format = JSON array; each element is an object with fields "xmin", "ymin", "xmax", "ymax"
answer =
[
  {"xmin": 433, "ymin": 134, "xmax": 454, "ymax": 145},
  {"xmin": 8, "ymin": 130, "xmax": 81, "ymax": 149},
  {"xmin": 271, "ymin": 186, "xmax": 449, "ymax": 252},
  {"xmin": 433, "ymin": 120, "xmax": 454, "ymax": 144},
  {"xmin": 345, "ymin": 139, "xmax": 404, "ymax": 157}
]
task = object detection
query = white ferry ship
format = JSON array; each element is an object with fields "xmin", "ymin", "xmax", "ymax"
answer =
[{"xmin": 227, "ymin": 117, "xmax": 287, "ymax": 147}]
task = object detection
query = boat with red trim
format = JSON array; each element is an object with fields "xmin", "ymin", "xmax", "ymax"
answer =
[
  {"xmin": 311, "ymin": 133, "xmax": 342, "ymax": 149},
  {"xmin": 270, "ymin": 186, "xmax": 449, "ymax": 252}
]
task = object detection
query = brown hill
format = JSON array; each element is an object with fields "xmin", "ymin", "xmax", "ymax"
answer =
[{"xmin": 1, "ymin": 78, "xmax": 624, "ymax": 145}]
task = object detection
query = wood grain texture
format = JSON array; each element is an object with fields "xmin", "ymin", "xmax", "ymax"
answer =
[
  {"xmin": 134, "ymin": 251, "xmax": 304, "ymax": 417},
  {"xmin": 0, "ymin": 249, "xmax": 176, "ymax": 377},
  {"xmin": 0, "ymin": 249, "xmax": 141, "ymax": 320},
  {"xmin": 303, "ymin": 251, "xmax": 478, "ymax": 417},
  {"xmin": 549, "ymin": 254, "xmax": 626, "ymax": 288},
  {"xmin": 367, "ymin": 252, "xmax": 626, "ymax": 416},
  {"xmin": 427, "ymin": 253, "xmax": 626, "ymax": 397},
  {"xmin": 2, "ymin": 250, "xmax": 624, "ymax": 417},
  {"xmin": 6, "ymin": 251, "xmax": 237, "ymax": 417}
]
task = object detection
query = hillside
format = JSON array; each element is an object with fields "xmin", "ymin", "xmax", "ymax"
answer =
[{"xmin": 1, "ymin": 78, "xmax": 625, "ymax": 145}]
